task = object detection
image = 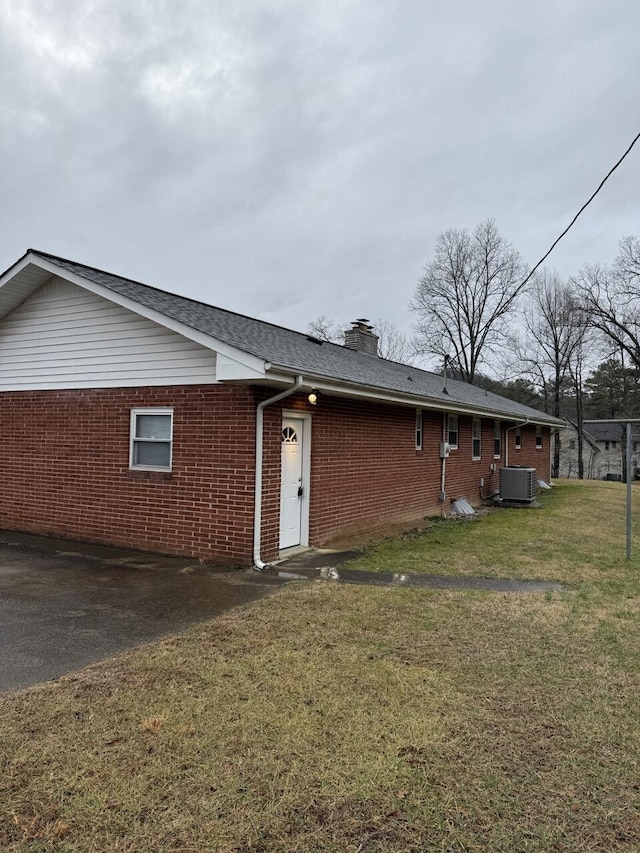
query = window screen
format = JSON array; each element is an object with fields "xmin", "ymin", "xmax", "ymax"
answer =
[
  {"xmin": 472, "ymin": 418, "xmax": 481, "ymax": 459},
  {"xmin": 130, "ymin": 409, "xmax": 173, "ymax": 471},
  {"xmin": 448, "ymin": 415, "xmax": 458, "ymax": 448}
]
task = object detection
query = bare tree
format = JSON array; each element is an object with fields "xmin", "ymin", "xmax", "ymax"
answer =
[
  {"xmin": 576, "ymin": 235, "xmax": 640, "ymax": 368},
  {"xmin": 307, "ymin": 316, "xmax": 416, "ymax": 364},
  {"xmin": 567, "ymin": 325, "xmax": 593, "ymax": 479},
  {"xmin": 514, "ymin": 271, "xmax": 586, "ymax": 476},
  {"xmin": 411, "ymin": 218, "xmax": 528, "ymax": 382},
  {"xmin": 307, "ymin": 315, "xmax": 343, "ymax": 343},
  {"xmin": 372, "ymin": 318, "xmax": 416, "ymax": 363},
  {"xmin": 614, "ymin": 234, "xmax": 640, "ymax": 283}
]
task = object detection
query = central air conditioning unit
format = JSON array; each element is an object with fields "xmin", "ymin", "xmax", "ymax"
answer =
[{"xmin": 499, "ymin": 466, "xmax": 537, "ymax": 502}]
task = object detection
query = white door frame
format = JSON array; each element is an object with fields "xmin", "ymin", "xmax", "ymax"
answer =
[{"xmin": 280, "ymin": 409, "xmax": 312, "ymax": 550}]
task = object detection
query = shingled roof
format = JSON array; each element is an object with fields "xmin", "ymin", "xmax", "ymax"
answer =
[
  {"xmin": 18, "ymin": 250, "xmax": 561, "ymax": 426},
  {"xmin": 583, "ymin": 420, "xmax": 640, "ymax": 442}
]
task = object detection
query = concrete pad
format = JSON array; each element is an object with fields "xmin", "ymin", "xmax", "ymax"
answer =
[
  {"xmin": 273, "ymin": 548, "xmax": 563, "ymax": 592},
  {"xmin": 0, "ymin": 531, "xmax": 286, "ymax": 694}
]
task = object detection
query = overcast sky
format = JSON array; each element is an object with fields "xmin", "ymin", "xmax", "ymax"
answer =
[{"xmin": 1, "ymin": 0, "xmax": 638, "ymax": 342}]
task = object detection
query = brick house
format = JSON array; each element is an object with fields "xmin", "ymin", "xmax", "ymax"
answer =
[{"xmin": 0, "ymin": 250, "xmax": 561, "ymax": 566}]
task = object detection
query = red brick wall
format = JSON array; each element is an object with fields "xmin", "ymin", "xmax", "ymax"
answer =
[
  {"xmin": 444, "ymin": 416, "xmax": 550, "ymax": 503},
  {"xmin": 505, "ymin": 421, "xmax": 551, "ymax": 473},
  {"xmin": 0, "ymin": 383, "xmax": 551, "ymax": 564},
  {"xmin": 0, "ymin": 385, "xmax": 257, "ymax": 563},
  {"xmin": 259, "ymin": 392, "xmax": 551, "ymax": 558}
]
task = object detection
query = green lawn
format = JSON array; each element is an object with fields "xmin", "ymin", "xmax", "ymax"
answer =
[
  {"xmin": 1, "ymin": 480, "xmax": 639, "ymax": 851},
  {"xmin": 348, "ymin": 478, "xmax": 640, "ymax": 588}
]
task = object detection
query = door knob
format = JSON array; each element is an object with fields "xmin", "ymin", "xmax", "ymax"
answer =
[{"xmin": 298, "ymin": 485, "xmax": 303, "ymax": 497}]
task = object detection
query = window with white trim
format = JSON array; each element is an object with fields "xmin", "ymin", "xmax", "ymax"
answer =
[
  {"xmin": 536, "ymin": 425, "xmax": 543, "ymax": 449},
  {"xmin": 415, "ymin": 410, "xmax": 423, "ymax": 450},
  {"xmin": 515, "ymin": 427, "xmax": 522, "ymax": 449},
  {"xmin": 494, "ymin": 421, "xmax": 501, "ymax": 458},
  {"xmin": 472, "ymin": 418, "xmax": 481, "ymax": 459},
  {"xmin": 447, "ymin": 414, "xmax": 459, "ymax": 449},
  {"xmin": 130, "ymin": 409, "xmax": 173, "ymax": 471}
]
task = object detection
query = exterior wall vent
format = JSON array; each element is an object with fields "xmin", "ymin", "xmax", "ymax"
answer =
[{"xmin": 499, "ymin": 466, "xmax": 537, "ymax": 502}]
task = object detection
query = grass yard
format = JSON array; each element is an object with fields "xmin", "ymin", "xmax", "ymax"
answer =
[
  {"xmin": 1, "ymin": 480, "xmax": 640, "ymax": 852},
  {"xmin": 348, "ymin": 478, "xmax": 640, "ymax": 586}
]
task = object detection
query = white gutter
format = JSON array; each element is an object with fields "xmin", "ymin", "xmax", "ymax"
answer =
[
  {"xmin": 263, "ymin": 368, "xmax": 562, "ymax": 428},
  {"xmin": 253, "ymin": 375, "xmax": 304, "ymax": 570},
  {"xmin": 505, "ymin": 418, "xmax": 530, "ymax": 467}
]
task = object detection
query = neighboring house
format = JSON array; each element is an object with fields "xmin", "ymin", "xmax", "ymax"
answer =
[
  {"xmin": 584, "ymin": 419, "xmax": 640, "ymax": 480},
  {"xmin": 557, "ymin": 419, "xmax": 640, "ymax": 480},
  {"xmin": 556, "ymin": 420, "xmax": 600, "ymax": 479},
  {"xmin": 0, "ymin": 250, "xmax": 562, "ymax": 566}
]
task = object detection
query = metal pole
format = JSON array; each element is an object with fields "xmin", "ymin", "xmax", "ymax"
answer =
[{"xmin": 626, "ymin": 421, "xmax": 632, "ymax": 560}]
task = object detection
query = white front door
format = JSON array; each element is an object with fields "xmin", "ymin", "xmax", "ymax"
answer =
[{"xmin": 279, "ymin": 416, "xmax": 305, "ymax": 549}]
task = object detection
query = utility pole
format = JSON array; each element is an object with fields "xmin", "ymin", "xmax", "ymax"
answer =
[{"xmin": 626, "ymin": 421, "xmax": 632, "ymax": 560}]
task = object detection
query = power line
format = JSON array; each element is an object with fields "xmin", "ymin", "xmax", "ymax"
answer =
[{"xmin": 520, "ymin": 126, "xmax": 640, "ymax": 289}]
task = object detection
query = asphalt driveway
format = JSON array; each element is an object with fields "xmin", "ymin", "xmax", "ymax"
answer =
[{"xmin": 0, "ymin": 531, "xmax": 286, "ymax": 694}]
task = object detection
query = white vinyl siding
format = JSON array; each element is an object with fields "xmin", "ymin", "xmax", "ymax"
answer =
[{"xmin": 0, "ymin": 277, "xmax": 216, "ymax": 390}]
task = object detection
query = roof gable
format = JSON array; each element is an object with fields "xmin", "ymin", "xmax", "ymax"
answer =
[
  {"xmin": 0, "ymin": 252, "xmax": 266, "ymax": 382},
  {"xmin": 0, "ymin": 276, "xmax": 218, "ymax": 390},
  {"xmin": 583, "ymin": 420, "xmax": 640, "ymax": 442}
]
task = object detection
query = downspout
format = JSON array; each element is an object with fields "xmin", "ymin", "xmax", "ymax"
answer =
[
  {"xmin": 253, "ymin": 375, "xmax": 304, "ymax": 570},
  {"xmin": 440, "ymin": 412, "xmax": 447, "ymax": 516},
  {"xmin": 505, "ymin": 418, "xmax": 530, "ymax": 467}
]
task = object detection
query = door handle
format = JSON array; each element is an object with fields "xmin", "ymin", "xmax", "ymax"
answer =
[{"xmin": 298, "ymin": 485, "xmax": 303, "ymax": 497}]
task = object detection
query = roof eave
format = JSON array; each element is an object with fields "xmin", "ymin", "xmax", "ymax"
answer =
[
  {"xmin": 263, "ymin": 367, "xmax": 563, "ymax": 427},
  {"xmin": 0, "ymin": 250, "xmax": 31, "ymax": 285}
]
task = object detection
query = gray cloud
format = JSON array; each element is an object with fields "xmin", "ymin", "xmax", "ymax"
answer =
[{"xmin": 1, "ymin": 0, "xmax": 639, "ymax": 345}]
